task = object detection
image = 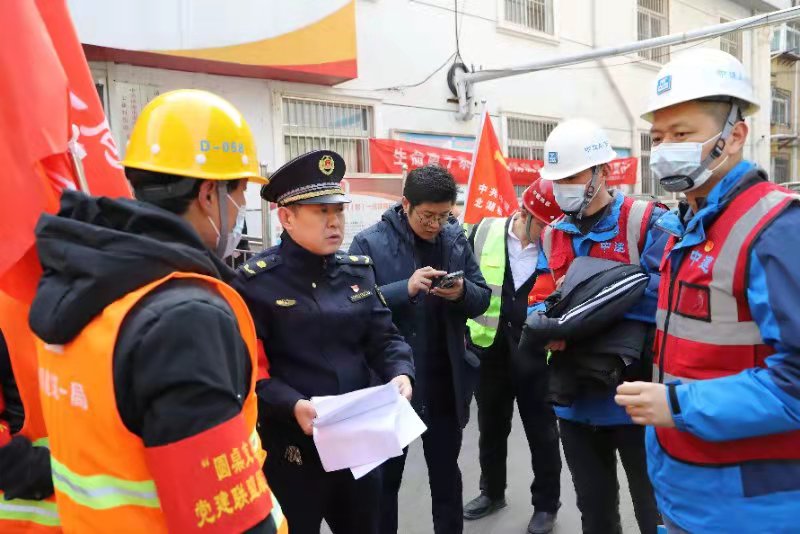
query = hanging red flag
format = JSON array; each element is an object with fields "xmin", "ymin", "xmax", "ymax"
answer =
[
  {"xmin": 462, "ymin": 112, "xmax": 520, "ymax": 225},
  {"xmin": 0, "ymin": 0, "xmax": 130, "ymax": 301}
]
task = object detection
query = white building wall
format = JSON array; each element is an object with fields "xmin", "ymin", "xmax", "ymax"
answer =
[{"xmin": 85, "ymin": 0, "xmax": 785, "ymax": 234}]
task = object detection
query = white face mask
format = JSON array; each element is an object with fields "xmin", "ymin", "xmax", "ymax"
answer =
[
  {"xmin": 649, "ymin": 132, "xmax": 729, "ymax": 193},
  {"xmin": 552, "ymin": 183, "xmax": 587, "ymax": 213},
  {"xmin": 208, "ymin": 194, "xmax": 246, "ymax": 259}
]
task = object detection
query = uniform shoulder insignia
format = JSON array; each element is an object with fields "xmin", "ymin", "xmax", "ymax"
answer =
[
  {"xmin": 375, "ymin": 285, "xmax": 388, "ymax": 308},
  {"xmin": 334, "ymin": 254, "xmax": 373, "ymax": 266},
  {"xmin": 238, "ymin": 254, "xmax": 283, "ymax": 279}
]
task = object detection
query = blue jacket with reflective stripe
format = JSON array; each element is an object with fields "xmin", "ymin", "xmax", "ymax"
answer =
[
  {"xmin": 531, "ymin": 192, "xmax": 667, "ymax": 426},
  {"xmin": 648, "ymin": 161, "xmax": 800, "ymax": 533}
]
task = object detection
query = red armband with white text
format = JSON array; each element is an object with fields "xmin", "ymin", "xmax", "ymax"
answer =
[{"xmin": 145, "ymin": 414, "xmax": 272, "ymax": 533}]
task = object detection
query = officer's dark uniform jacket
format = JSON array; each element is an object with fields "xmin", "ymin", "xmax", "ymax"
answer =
[{"xmin": 232, "ymin": 232, "xmax": 416, "ymax": 430}]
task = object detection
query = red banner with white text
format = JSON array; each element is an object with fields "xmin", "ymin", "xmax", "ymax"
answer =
[{"xmin": 369, "ymin": 138, "xmax": 638, "ymax": 188}]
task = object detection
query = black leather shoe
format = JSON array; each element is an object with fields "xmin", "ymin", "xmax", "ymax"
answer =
[
  {"xmin": 527, "ymin": 510, "xmax": 558, "ymax": 534},
  {"xmin": 463, "ymin": 493, "xmax": 507, "ymax": 520}
]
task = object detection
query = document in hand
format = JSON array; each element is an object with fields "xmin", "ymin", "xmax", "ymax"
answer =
[{"xmin": 311, "ymin": 382, "xmax": 426, "ymax": 479}]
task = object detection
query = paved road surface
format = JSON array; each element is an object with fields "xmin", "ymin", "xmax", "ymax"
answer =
[{"xmin": 322, "ymin": 400, "xmax": 640, "ymax": 533}]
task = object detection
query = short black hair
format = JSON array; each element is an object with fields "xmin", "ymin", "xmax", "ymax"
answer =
[
  {"xmin": 698, "ymin": 99, "xmax": 745, "ymax": 129},
  {"xmin": 403, "ymin": 164, "xmax": 458, "ymax": 207},
  {"xmin": 126, "ymin": 168, "xmax": 243, "ymax": 215}
]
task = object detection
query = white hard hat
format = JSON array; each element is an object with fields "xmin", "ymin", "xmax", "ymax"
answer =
[
  {"xmin": 641, "ymin": 48, "xmax": 759, "ymax": 122},
  {"xmin": 538, "ymin": 119, "xmax": 617, "ymax": 181}
]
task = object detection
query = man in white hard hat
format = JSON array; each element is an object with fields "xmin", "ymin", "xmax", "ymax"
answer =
[
  {"xmin": 615, "ymin": 48, "xmax": 800, "ymax": 533},
  {"xmin": 535, "ymin": 118, "xmax": 666, "ymax": 534}
]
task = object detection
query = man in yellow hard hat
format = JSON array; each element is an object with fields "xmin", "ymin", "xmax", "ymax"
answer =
[{"xmin": 30, "ymin": 89, "xmax": 285, "ymax": 533}]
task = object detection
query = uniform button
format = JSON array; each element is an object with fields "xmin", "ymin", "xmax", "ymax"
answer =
[
  {"xmin": 507, "ymin": 321, "xmax": 513, "ymax": 328},
  {"xmin": 411, "ymin": 332, "xmax": 417, "ymax": 337},
  {"xmin": 312, "ymin": 282, "xmax": 317, "ymax": 288}
]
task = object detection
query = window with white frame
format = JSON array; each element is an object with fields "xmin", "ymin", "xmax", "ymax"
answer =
[
  {"xmin": 719, "ymin": 19, "xmax": 742, "ymax": 60},
  {"xmin": 282, "ymin": 97, "xmax": 373, "ymax": 173},
  {"xmin": 639, "ymin": 132, "xmax": 666, "ymax": 197},
  {"xmin": 506, "ymin": 117, "xmax": 557, "ymax": 161},
  {"xmin": 503, "ymin": 0, "xmax": 554, "ymax": 35},
  {"xmin": 637, "ymin": 0, "xmax": 670, "ymax": 64},
  {"xmin": 773, "ymin": 157, "xmax": 790, "ymax": 184},
  {"xmin": 772, "ymin": 88, "xmax": 792, "ymax": 127},
  {"xmin": 789, "ymin": 22, "xmax": 800, "ymax": 52}
]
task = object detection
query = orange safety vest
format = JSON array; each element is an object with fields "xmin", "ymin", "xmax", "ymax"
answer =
[
  {"xmin": 0, "ymin": 293, "xmax": 61, "ymax": 532},
  {"xmin": 37, "ymin": 273, "xmax": 284, "ymax": 533}
]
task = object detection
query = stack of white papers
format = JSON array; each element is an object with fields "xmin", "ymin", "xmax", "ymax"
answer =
[{"xmin": 311, "ymin": 382, "xmax": 427, "ymax": 479}]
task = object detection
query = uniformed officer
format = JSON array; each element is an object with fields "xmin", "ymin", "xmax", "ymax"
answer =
[{"xmin": 233, "ymin": 150, "xmax": 416, "ymax": 534}]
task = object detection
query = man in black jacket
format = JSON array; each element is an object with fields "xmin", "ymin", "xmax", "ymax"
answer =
[{"xmin": 350, "ymin": 165, "xmax": 491, "ymax": 534}]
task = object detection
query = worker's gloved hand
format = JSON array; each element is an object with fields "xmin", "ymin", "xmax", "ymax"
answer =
[{"xmin": 0, "ymin": 435, "xmax": 55, "ymax": 500}]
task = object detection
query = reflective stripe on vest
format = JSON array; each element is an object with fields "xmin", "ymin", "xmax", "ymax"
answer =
[
  {"xmin": 467, "ymin": 218, "xmax": 507, "ymax": 347},
  {"xmin": 50, "ymin": 457, "xmax": 160, "ymax": 510},
  {"xmin": 624, "ymin": 200, "xmax": 649, "ymax": 266},
  {"xmin": 655, "ymin": 310, "xmax": 762, "ymax": 346},
  {"xmin": 0, "ymin": 499, "xmax": 60, "ymax": 527}
]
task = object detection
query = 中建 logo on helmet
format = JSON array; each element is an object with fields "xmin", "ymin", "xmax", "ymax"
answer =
[{"xmin": 656, "ymin": 75, "xmax": 672, "ymax": 95}]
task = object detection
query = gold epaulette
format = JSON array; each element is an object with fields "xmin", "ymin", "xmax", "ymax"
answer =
[{"xmin": 238, "ymin": 254, "xmax": 282, "ymax": 279}]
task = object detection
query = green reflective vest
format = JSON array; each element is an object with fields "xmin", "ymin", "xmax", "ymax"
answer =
[{"xmin": 467, "ymin": 217, "xmax": 507, "ymax": 348}]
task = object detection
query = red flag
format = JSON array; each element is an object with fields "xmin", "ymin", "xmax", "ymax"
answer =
[
  {"xmin": 463, "ymin": 112, "xmax": 519, "ymax": 225},
  {"xmin": 0, "ymin": 0, "xmax": 130, "ymax": 301}
]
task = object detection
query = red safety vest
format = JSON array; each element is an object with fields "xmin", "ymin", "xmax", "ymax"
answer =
[
  {"xmin": 654, "ymin": 180, "xmax": 800, "ymax": 465},
  {"xmin": 540, "ymin": 195, "xmax": 655, "ymax": 280}
]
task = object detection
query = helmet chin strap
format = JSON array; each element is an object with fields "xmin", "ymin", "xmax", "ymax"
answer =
[
  {"xmin": 573, "ymin": 166, "xmax": 602, "ymax": 220},
  {"xmin": 524, "ymin": 212, "xmax": 535, "ymax": 242}
]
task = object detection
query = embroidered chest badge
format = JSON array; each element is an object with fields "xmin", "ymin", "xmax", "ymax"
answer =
[{"xmin": 349, "ymin": 290, "xmax": 372, "ymax": 303}]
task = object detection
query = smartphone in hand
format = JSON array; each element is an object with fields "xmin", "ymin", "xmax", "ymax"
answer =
[{"xmin": 433, "ymin": 271, "xmax": 464, "ymax": 289}]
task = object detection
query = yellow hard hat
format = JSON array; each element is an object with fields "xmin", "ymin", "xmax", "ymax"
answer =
[{"xmin": 122, "ymin": 89, "xmax": 266, "ymax": 184}]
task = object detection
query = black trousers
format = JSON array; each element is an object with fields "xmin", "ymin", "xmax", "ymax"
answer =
[
  {"xmin": 380, "ymin": 397, "xmax": 464, "ymax": 534},
  {"xmin": 559, "ymin": 418, "xmax": 660, "ymax": 534},
  {"xmin": 262, "ymin": 425, "xmax": 381, "ymax": 534},
  {"xmin": 476, "ymin": 335, "xmax": 562, "ymax": 511}
]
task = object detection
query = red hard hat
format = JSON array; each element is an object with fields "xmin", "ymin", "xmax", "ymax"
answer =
[{"xmin": 522, "ymin": 178, "xmax": 561, "ymax": 224}]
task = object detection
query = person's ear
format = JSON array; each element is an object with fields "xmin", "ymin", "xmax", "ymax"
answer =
[
  {"xmin": 725, "ymin": 121, "xmax": 749, "ymax": 155},
  {"xmin": 277, "ymin": 206, "xmax": 295, "ymax": 231},
  {"xmin": 197, "ymin": 180, "xmax": 218, "ymax": 217}
]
